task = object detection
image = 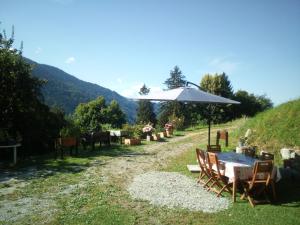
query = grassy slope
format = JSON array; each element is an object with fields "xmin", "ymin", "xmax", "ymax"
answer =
[{"xmin": 231, "ymin": 99, "xmax": 300, "ymax": 162}]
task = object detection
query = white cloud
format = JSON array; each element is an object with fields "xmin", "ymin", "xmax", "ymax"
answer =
[
  {"xmin": 65, "ymin": 56, "xmax": 75, "ymax": 64},
  {"xmin": 208, "ymin": 57, "xmax": 240, "ymax": 74},
  {"xmin": 35, "ymin": 47, "xmax": 42, "ymax": 54}
]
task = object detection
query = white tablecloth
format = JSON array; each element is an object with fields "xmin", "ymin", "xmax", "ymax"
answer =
[{"xmin": 217, "ymin": 152, "xmax": 280, "ymax": 183}]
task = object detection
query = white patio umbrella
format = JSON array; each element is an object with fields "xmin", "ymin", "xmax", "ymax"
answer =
[{"xmin": 135, "ymin": 83, "xmax": 240, "ymax": 145}]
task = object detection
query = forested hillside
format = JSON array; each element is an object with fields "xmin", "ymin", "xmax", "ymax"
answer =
[{"xmin": 25, "ymin": 58, "xmax": 137, "ymax": 122}]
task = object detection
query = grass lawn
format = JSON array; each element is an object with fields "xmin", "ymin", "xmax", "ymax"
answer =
[{"xmin": 1, "ymin": 122, "xmax": 299, "ymax": 225}]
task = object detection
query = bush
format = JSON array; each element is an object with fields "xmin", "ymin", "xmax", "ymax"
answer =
[
  {"xmin": 60, "ymin": 118, "xmax": 81, "ymax": 138},
  {"xmin": 169, "ymin": 114, "xmax": 185, "ymax": 130},
  {"xmin": 122, "ymin": 124, "xmax": 144, "ymax": 139}
]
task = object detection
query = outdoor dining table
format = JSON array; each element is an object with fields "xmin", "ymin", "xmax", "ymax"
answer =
[{"xmin": 216, "ymin": 151, "xmax": 278, "ymax": 202}]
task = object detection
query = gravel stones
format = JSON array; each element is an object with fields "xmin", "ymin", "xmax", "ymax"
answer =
[{"xmin": 127, "ymin": 171, "xmax": 230, "ymax": 213}]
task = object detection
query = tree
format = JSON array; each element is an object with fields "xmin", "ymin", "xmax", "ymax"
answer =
[
  {"xmin": 232, "ymin": 90, "xmax": 273, "ymax": 118},
  {"xmin": 106, "ymin": 100, "xmax": 126, "ymax": 128},
  {"xmin": 139, "ymin": 84, "xmax": 150, "ymax": 95},
  {"xmin": 136, "ymin": 84, "xmax": 156, "ymax": 125},
  {"xmin": 73, "ymin": 96, "xmax": 107, "ymax": 132},
  {"xmin": 0, "ymin": 26, "xmax": 65, "ymax": 155},
  {"xmin": 73, "ymin": 96, "xmax": 126, "ymax": 132},
  {"xmin": 200, "ymin": 72, "xmax": 233, "ymax": 97},
  {"xmin": 200, "ymin": 73, "xmax": 234, "ymax": 123},
  {"xmin": 163, "ymin": 66, "xmax": 186, "ymax": 89},
  {"xmin": 158, "ymin": 66, "xmax": 187, "ymax": 127}
]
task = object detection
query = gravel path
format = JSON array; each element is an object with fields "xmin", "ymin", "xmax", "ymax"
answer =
[{"xmin": 128, "ymin": 171, "xmax": 230, "ymax": 213}]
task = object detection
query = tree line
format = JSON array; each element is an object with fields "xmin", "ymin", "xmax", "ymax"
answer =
[{"xmin": 136, "ymin": 66, "xmax": 273, "ymax": 128}]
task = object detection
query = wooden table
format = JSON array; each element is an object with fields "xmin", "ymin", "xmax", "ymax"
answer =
[
  {"xmin": 217, "ymin": 152, "xmax": 256, "ymax": 202},
  {"xmin": 0, "ymin": 143, "xmax": 22, "ymax": 165}
]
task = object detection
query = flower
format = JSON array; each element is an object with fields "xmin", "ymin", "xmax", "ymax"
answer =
[
  {"xmin": 142, "ymin": 124, "xmax": 154, "ymax": 136},
  {"xmin": 164, "ymin": 122, "xmax": 174, "ymax": 130}
]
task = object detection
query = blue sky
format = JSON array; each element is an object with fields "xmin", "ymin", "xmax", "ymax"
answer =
[{"xmin": 1, "ymin": 0, "xmax": 299, "ymax": 105}]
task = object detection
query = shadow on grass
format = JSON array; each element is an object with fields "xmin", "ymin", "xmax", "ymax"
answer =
[
  {"xmin": 0, "ymin": 142, "xmax": 159, "ymax": 185},
  {"xmin": 273, "ymin": 178, "xmax": 300, "ymax": 207}
]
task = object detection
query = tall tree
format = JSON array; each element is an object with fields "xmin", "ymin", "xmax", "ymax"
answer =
[
  {"xmin": 163, "ymin": 66, "xmax": 186, "ymax": 89},
  {"xmin": 136, "ymin": 84, "xmax": 156, "ymax": 125},
  {"xmin": 159, "ymin": 66, "xmax": 187, "ymax": 127},
  {"xmin": 200, "ymin": 73, "xmax": 234, "ymax": 123},
  {"xmin": 0, "ymin": 26, "xmax": 65, "ymax": 155}
]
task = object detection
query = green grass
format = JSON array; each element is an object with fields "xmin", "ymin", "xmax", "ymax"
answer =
[{"xmin": 1, "ymin": 120, "xmax": 300, "ymax": 225}]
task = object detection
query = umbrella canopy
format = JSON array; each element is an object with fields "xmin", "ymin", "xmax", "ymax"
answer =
[
  {"xmin": 135, "ymin": 86, "xmax": 240, "ymax": 145},
  {"xmin": 137, "ymin": 86, "xmax": 240, "ymax": 104}
]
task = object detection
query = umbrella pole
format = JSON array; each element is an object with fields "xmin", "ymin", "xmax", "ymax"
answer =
[{"xmin": 208, "ymin": 118, "xmax": 211, "ymax": 146}]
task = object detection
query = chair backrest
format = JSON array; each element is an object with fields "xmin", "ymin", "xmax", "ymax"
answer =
[
  {"xmin": 243, "ymin": 147, "xmax": 256, "ymax": 158},
  {"xmin": 196, "ymin": 148, "xmax": 208, "ymax": 171},
  {"xmin": 207, "ymin": 144, "xmax": 221, "ymax": 152},
  {"xmin": 216, "ymin": 130, "xmax": 228, "ymax": 146},
  {"xmin": 261, "ymin": 152, "xmax": 274, "ymax": 160},
  {"xmin": 250, "ymin": 160, "xmax": 273, "ymax": 186},
  {"xmin": 207, "ymin": 152, "xmax": 224, "ymax": 177}
]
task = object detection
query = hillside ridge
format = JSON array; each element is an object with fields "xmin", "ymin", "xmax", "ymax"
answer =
[{"xmin": 25, "ymin": 57, "xmax": 137, "ymax": 122}]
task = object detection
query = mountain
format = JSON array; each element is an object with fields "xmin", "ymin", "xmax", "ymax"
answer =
[{"xmin": 25, "ymin": 58, "xmax": 137, "ymax": 123}]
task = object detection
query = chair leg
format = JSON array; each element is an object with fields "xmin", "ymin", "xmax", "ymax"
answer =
[
  {"xmin": 247, "ymin": 195, "xmax": 255, "ymax": 207},
  {"xmin": 204, "ymin": 177, "xmax": 214, "ymax": 189},
  {"xmin": 271, "ymin": 181, "xmax": 277, "ymax": 201},
  {"xmin": 217, "ymin": 185, "xmax": 228, "ymax": 197},
  {"xmin": 197, "ymin": 171, "xmax": 204, "ymax": 183}
]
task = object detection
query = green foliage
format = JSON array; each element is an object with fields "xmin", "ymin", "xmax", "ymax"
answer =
[
  {"xmin": 233, "ymin": 99, "xmax": 300, "ymax": 160},
  {"xmin": 164, "ymin": 65, "xmax": 186, "ymax": 89},
  {"xmin": 136, "ymin": 100, "xmax": 156, "ymax": 124},
  {"xmin": 199, "ymin": 73, "xmax": 273, "ymax": 124},
  {"xmin": 169, "ymin": 114, "xmax": 185, "ymax": 130},
  {"xmin": 136, "ymin": 84, "xmax": 156, "ymax": 125},
  {"xmin": 74, "ymin": 97, "xmax": 106, "ymax": 132},
  {"xmin": 74, "ymin": 97, "xmax": 126, "ymax": 133},
  {"xmin": 139, "ymin": 83, "xmax": 150, "ymax": 95},
  {"xmin": 159, "ymin": 65, "xmax": 187, "ymax": 126},
  {"xmin": 106, "ymin": 100, "xmax": 126, "ymax": 128},
  {"xmin": 60, "ymin": 117, "xmax": 81, "ymax": 138},
  {"xmin": 232, "ymin": 90, "xmax": 273, "ymax": 117},
  {"xmin": 200, "ymin": 73, "xmax": 234, "ymax": 123},
  {"xmin": 200, "ymin": 72, "xmax": 233, "ymax": 97},
  {"xmin": 0, "ymin": 26, "xmax": 65, "ymax": 155},
  {"xmin": 122, "ymin": 123, "xmax": 144, "ymax": 138}
]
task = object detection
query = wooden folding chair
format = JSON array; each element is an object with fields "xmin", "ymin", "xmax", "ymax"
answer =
[
  {"xmin": 207, "ymin": 144, "xmax": 221, "ymax": 153},
  {"xmin": 196, "ymin": 149, "xmax": 213, "ymax": 189},
  {"xmin": 241, "ymin": 160, "xmax": 276, "ymax": 207},
  {"xmin": 206, "ymin": 152, "xmax": 232, "ymax": 197}
]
